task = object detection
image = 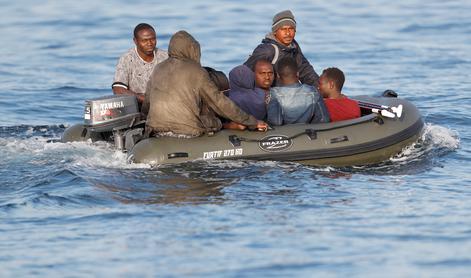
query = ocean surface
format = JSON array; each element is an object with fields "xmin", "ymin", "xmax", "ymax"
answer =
[{"xmin": 0, "ymin": 0, "xmax": 470, "ymax": 277}]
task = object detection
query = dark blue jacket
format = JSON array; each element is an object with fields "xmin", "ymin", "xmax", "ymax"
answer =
[
  {"xmin": 227, "ymin": 65, "xmax": 267, "ymax": 120},
  {"xmin": 244, "ymin": 33, "xmax": 319, "ymax": 86}
]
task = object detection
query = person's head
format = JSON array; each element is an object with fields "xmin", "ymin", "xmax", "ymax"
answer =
[
  {"xmin": 204, "ymin": 67, "xmax": 230, "ymax": 92},
  {"xmin": 317, "ymin": 67, "xmax": 345, "ymax": 98},
  {"xmin": 229, "ymin": 64, "xmax": 255, "ymax": 91},
  {"xmin": 276, "ymin": 57, "xmax": 299, "ymax": 85},
  {"xmin": 133, "ymin": 23, "xmax": 157, "ymax": 56},
  {"xmin": 168, "ymin": 30, "xmax": 201, "ymax": 64},
  {"xmin": 254, "ymin": 59, "xmax": 274, "ymax": 91},
  {"xmin": 272, "ymin": 10, "xmax": 296, "ymax": 46}
]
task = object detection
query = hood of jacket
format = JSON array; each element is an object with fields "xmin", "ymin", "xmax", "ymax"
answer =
[
  {"xmin": 228, "ymin": 65, "xmax": 255, "ymax": 93},
  {"xmin": 168, "ymin": 30, "xmax": 201, "ymax": 64}
]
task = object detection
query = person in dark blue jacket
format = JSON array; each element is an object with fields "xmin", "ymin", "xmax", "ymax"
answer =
[
  {"xmin": 223, "ymin": 64, "xmax": 270, "ymax": 130},
  {"xmin": 227, "ymin": 64, "xmax": 267, "ymax": 120},
  {"xmin": 244, "ymin": 10, "xmax": 319, "ymax": 87}
]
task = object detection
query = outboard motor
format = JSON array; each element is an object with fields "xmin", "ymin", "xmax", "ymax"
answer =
[{"xmin": 84, "ymin": 95, "xmax": 144, "ymax": 151}]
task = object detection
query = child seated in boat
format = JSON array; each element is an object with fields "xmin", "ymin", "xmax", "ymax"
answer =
[
  {"xmin": 317, "ymin": 67, "xmax": 361, "ymax": 122},
  {"xmin": 266, "ymin": 57, "xmax": 330, "ymax": 125}
]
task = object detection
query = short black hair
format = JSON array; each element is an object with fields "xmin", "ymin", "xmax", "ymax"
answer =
[
  {"xmin": 133, "ymin": 23, "xmax": 155, "ymax": 38},
  {"xmin": 254, "ymin": 58, "xmax": 272, "ymax": 68},
  {"xmin": 276, "ymin": 57, "xmax": 298, "ymax": 79},
  {"xmin": 322, "ymin": 67, "xmax": 345, "ymax": 90}
]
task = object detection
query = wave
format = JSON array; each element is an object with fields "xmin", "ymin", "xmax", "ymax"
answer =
[
  {"xmin": 47, "ymin": 86, "xmax": 109, "ymax": 92},
  {"xmin": 0, "ymin": 124, "xmax": 67, "ymax": 139},
  {"xmin": 350, "ymin": 123, "xmax": 459, "ymax": 174}
]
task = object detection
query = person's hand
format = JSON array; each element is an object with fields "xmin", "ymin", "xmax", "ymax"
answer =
[
  {"xmin": 223, "ymin": 121, "xmax": 247, "ymax": 130},
  {"xmin": 256, "ymin": 120, "xmax": 268, "ymax": 132},
  {"xmin": 137, "ymin": 94, "xmax": 145, "ymax": 103}
]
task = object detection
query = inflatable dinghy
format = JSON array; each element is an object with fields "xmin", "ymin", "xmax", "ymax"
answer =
[{"xmin": 62, "ymin": 93, "xmax": 424, "ymax": 166}]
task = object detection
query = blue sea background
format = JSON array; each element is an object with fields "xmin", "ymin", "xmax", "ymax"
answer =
[{"xmin": 0, "ymin": 0, "xmax": 470, "ymax": 277}]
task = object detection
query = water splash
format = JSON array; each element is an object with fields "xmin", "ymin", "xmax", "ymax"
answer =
[{"xmin": 390, "ymin": 123, "xmax": 459, "ymax": 163}]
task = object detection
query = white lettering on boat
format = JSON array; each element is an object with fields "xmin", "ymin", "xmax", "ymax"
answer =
[
  {"xmin": 203, "ymin": 148, "xmax": 243, "ymax": 160},
  {"xmin": 99, "ymin": 101, "xmax": 125, "ymax": 116}
]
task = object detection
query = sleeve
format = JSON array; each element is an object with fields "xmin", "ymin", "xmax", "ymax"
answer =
[
  {"xmin": 198, "ymin": 71, "xmax": 258, "ymax": 127},
  {"xmin": 244, "ymin": 43, "xmax": 275, "ymax": 70},
  {"xmin": 296, "ymin": 45, "xmax": 320, "ymax": 86},
  {"xmin": 140, "ymin": 74, "xmax": 152, "ymax": 117},
  {"xmin": 112, "ymin": 55, "xmax": 130, "ymax": 89},
  {"xmin": 267, "ymin": 95, "xmax": 283, "ymax": 126},
  {"xmin": 310, "ymin": 93, "xmax": 330, "ymax": 123}
]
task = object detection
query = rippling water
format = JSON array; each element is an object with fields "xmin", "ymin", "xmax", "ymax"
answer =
[{"xmin": 1, "ymin": 0, "xmax": 470, "ymax": 277}]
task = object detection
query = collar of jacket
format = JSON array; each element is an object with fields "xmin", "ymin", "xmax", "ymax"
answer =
[
  {"xmin": 279, "ymin": 82, "xmax": 302, "ymax": 88},
  {"xmin": 262, "ymin": 33, "xmax": 299, "ymax": 51}
]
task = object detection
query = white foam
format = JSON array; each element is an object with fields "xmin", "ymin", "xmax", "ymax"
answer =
[
  {"xmin": 1, "ymin": 137, "xmax": 150, "ymax": 170},
  {"xmin": 423, "ymin": 123, "xmax": 460, "ymax": 149},
  {"xmin": 390, "ymin": 123, "xmax": 459, "ymax": 163}
]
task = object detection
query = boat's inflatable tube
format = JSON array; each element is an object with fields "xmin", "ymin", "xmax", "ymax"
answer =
[{"xmin": 128, "ymin": 96, "xmax": 424, "ymax": 166}]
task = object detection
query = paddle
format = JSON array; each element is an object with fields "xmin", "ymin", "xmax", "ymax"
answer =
[{"xmin": 358, "ymin": 101, "xmax": 403, "ymax": 119}]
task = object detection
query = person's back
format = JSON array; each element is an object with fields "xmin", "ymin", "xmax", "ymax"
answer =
[
  {"xmin": 267, "ymin": 57, "xmax": 329, "ymax": 126},
  {"xmin": 323, "ymin": 98, "xmax": 360, "ymax": 122},
  {"xmin": 142, "ymin": 30, "xmax": 267, "ymax": 137},
  {"xmin": 317, "ymin": 67, "xmax": 360, "ymax": 122}
]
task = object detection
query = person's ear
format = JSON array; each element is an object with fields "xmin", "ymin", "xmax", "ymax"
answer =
[{"xmin": 329, "ymin": 80, "xmax": 334, "ymax": 89}]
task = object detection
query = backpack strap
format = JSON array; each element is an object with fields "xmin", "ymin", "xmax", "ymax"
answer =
[{"xmin": 271, "ymin": 44, "xmax": 279, "ymax": 65}]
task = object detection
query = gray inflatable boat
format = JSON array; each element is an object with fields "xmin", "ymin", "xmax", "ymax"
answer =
[{"xmin": 62, "ymin": 93, "xmax": 424, "ymax": 166}]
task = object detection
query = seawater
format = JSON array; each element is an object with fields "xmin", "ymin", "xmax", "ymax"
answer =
[{"xmin": 0, "ymin": 0, "xmax": 469, "ymax": 277}]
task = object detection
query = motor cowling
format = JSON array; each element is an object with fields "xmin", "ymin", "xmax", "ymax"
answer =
[{"xmin": 84, "ymin": 95, "xmax": 140, "ymax": 132}]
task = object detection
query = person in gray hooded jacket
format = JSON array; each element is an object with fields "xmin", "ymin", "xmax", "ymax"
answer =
[
  {"xmin": 244, "ymin": 10, "xmax": 319, "ymax": 87},
  {"xmin": 142, "ymin": 30, "xmax": 267, "ymax": 138}
]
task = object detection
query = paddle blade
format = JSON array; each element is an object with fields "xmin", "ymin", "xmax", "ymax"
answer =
[{"xmin": 392, "ymin": 105, "xmax": 403, "ymax": 118}]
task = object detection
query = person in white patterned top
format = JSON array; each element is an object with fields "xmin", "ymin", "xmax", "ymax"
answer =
[{"xmin": 112, "ymin": 23, "xmax": 168, "ymax": 104}]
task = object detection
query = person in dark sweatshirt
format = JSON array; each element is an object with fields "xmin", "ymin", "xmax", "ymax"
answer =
[{"xmin": 244, "ymin": 10, "xmax": 319, "ymax": 87}]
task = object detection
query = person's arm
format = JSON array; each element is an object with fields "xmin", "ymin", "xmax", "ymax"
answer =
[
  {"xmin": 310, "ymin": 93, "xmax": 330, "ymax": 123},
  {"xmin": 112, "ymin": 87, "xmax": 144, "ymax": 103},
  {"xmin": 295, "ymin": 43, "xmax": 320, "ymax": 86},
  {"xmin": 199, "ymin": 70, "xmax": 266, "ymax": 130},
  {"xmin": 112, "ymin": 55, "xmax": 145, "ymax": 103},
  {"xmin": 267, "ymin": 95, "xmax": 283, "ymax": 126},
  {"xmin": 223, "ymin": 121, "xmax": 247, "ymax": 130},
  {"xmin": 140, "ymin": 75, "xmax": 153, "ymax": 117},
  {"xmin": 244, "ymin": 43, "xmax": 275, "ymax": 71}
]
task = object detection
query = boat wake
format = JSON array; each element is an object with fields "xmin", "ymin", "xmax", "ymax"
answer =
[
  {"xmin": 350, "ymin": 123, "xmax": 459, "ymax": 174},
  {"xmin": 0, "ymin": 122, "xmax": 459, "ymax": 176},
  {"xmin": 0, "ymin": 122, "xmax": 460, "ymax": 209}
]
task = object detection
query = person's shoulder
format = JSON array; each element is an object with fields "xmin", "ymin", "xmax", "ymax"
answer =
[
  {"xmin": 121, "ymin": 48, "xmax": 136, "ymax": 58},
  {"xmin": 254, "ymin": 38, "xmax": 278, "ymax": 51},
  {"xmin": 253, "ymin": 43, "xmax": 274, "ymax": 53},
  {"xmin": 343, "ymin": 96, "xmax": 359, "ymax": 105},
  {"xmin": 192, "ymin": 64, "xmax": 214, "ymax": 83},
  {"xmin": 300, "ymin": 83, "xmax": 319, "ymax": 94},
  {"xmin": 269, "ymin": 86, "xmax": 285, "ymax": 97},
  {"xmin": 117, "ymin": 48, "xmax": 136, "ymax": 62},
  {"xmin": 155, "ymin": 48, "xmax": 169, "ymax": 59}
]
